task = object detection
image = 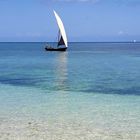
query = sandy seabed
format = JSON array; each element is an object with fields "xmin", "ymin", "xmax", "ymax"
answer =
[{"xmin": 0, "ymin": 117, "xmax": 140, "ymax": 140}]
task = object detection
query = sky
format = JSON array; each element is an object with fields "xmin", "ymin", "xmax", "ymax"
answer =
[{"xmin": 0, "ymin": 0, "xmax": 140, "ymax": 42}]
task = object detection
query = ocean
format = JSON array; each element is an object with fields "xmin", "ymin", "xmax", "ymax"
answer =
[{"xmin": 0, "ymin": 42, "xmax": 140, "ymax": 140}]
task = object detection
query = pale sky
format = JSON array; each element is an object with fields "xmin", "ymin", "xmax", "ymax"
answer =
[{"xmin": 0, "ymin": 0, "xmax": 140, "ymax": 42}]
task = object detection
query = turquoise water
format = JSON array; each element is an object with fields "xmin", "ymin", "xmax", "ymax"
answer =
[{"xmin": 0, "ymin": 42, "xmax": 140, "ymax": 139}]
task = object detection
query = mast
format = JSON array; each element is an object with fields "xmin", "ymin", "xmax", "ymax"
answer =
[{"xmin": 57, "ymin": 30, "xmax": 60, "ymax": 47}]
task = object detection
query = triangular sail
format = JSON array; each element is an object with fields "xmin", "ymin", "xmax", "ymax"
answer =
[
  {"xmin": 54, "ymin": 10, "xmax": 68, "ymax": 47},
  {"xmin": 58, "ymin": 36, "xmax": 65, "ymax": 46}
]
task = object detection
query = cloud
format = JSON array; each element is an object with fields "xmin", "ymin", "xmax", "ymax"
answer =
[
  {"xmin": 118, "ymin": 30, "xmax": 129, "ymax": 36},
  {"xmin": 118, "ymin": 31, "xmax": 124, "ymax": 35}
]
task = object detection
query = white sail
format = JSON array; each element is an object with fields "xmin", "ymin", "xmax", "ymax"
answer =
[{"xmin": 54, "ymin": 10, "xmax": 68, "ymax": 47}]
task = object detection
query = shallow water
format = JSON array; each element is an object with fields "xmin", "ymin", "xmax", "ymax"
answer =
[{"xmin": 0, "ymin": 42, "xmax": 140, "ymax": 139}]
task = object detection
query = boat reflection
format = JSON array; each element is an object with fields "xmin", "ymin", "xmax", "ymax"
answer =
[{"xmin": 55, "ymin": 52, "xmax": 68, "ymax": 90}]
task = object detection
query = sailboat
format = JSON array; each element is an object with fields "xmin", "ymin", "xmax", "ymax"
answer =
[{"xmin": 45, "ymin": 10, "xmax": 68, "ymax": 51}]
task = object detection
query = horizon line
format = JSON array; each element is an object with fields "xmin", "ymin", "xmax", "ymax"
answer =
[{"xmin": 0, "ymin": 41, "xmax": 140, "ymax": 43}]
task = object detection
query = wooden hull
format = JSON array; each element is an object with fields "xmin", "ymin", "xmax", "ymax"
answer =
[{"xmin": 45, "ymin": 47, "xmax": 67, "ymax": 51}]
